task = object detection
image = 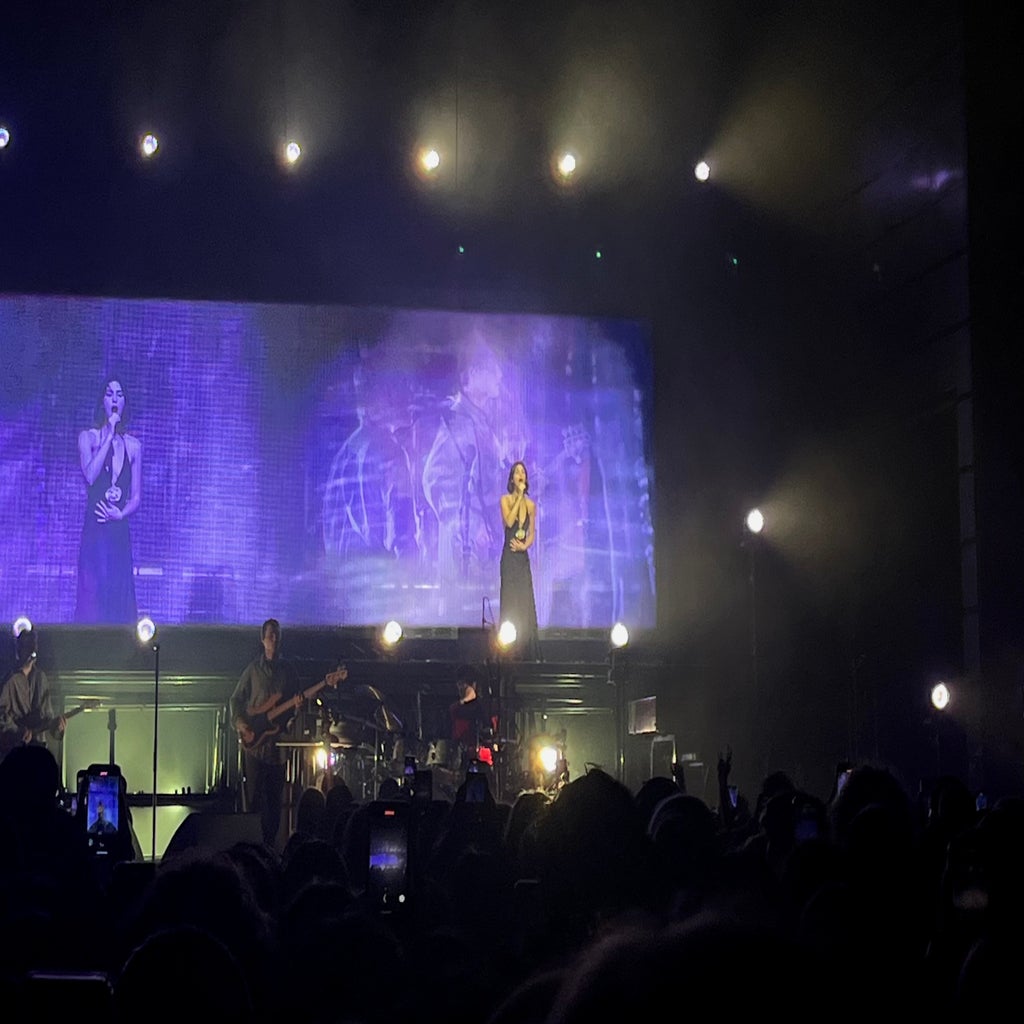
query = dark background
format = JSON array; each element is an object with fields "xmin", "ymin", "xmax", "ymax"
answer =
[{"xmin": 2, "ymin": 1, "xmax": 1021, "ymax": 801}]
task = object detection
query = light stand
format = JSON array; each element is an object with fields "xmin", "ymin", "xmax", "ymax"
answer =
[
  {"xmin": 151, "ymin": 640, "xmax": 159, "ymax": 861},
  {"xmin": 743, "ymin": 509, "xmax": 764, "ymax": 696},
  {"xmin": 136, "ymin": 617, "xmax": 158, "ymax": 860},
  {"xmin": 608, "ymin": 648, "xmax": 627, "ymax": 783},
  {"xmin": 607, "ymin": 624, "xmax": 630, "ymax": 785}
]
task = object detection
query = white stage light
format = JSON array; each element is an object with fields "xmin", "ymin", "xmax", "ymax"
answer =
[
  {"xmin": 136, "ymin": 617, "xmax": 156, "ymax": 644},
  {"xmin": 140, "ymin": 133, "xmax": 159, "ymax": 158},
  {"xmin": 610, "ymin": 623, "xmax": 629, "ymax": 649},
  {"xmin": 12, "ymin": 616, "xmax": 32, "ymax": 637},
  {"xmin": 284, "ymin": 141, "xmax": 302, "ymax": 165},
  {"xmin": 930, "ymin": 682, "xmax": 951, "ymax": 712},
  {"xmin": 382, "ymin": 620, "xmax": 403, "ymax": 646},
  {"xmin": 557, "ymin": 152, "xmax": 577, "ymax": 179},
  {"xmin": 497, "ymin": 621, "xmax": 518, "ymax": 648},
  {"xmin": 745, "ymin": 508, "xmax": 764, "ymax": 534},
  {"xmin": 695, "ymin": 160, "xmax": 711, "ymax": 182},
  {"xmin": 0, "ymin": 127, "xmax": 10, "ymax": 149},
  {"xmin": 420, "ymin": 147, "xmax": 440, "ymax": 172}
]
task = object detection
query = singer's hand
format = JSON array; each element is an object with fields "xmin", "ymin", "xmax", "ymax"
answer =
[
  {"xmin": 108, "ymin": 411, "xmax": 121, "ymax": 431},
  {"xmin": 95, "ymin": 500, "xmax": 123, "ymax": 522}
]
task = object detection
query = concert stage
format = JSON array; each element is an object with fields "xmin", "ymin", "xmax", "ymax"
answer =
[{"xmin": 40, "ymin": 625, "xmax": 685, "ymax": 857}]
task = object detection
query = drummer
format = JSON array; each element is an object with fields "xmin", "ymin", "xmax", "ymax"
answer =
[{"xmin": 448, "ymin": 664, "xmax": 494, "ymax": 769}]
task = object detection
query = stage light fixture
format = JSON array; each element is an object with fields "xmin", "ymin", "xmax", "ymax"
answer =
[
  {"xmin": 12, "ymin": 616, "xmax": 32, "ymax": 637},
  {"xmin": 136, "ymin": 617, "xmax": 156, "ymax": 645},
  {"xmin": 140, "ymin": 133, "xmax": 159, "ymax": 158},
  {"xmin": 0, "ymin": 127, "xmax": 10, "ymax": 149},
  {"xmin": 694, "ymin": 160, "xmax": 711, "ymax": 182},
  {"xmin": 527, "ymin": 732, "xmax": 569, "ymax": 793},
  {"xmin": 537, "ymin": 742, "xmax": 560, "ymax": 774},
  {"xmin": 497, "ymin": 620, "xmax": 518, "ymax": 648},
  {"xmin": 419, "ymin": 147, "xmax": 441, "ymax": 173},
  {"xmin": 745, "ymin": 508, "xmax": 764, "ymax": 534},
  {"xmin": 930, "ymin": 682, "xmax": 951, "ymax": 712},
  {"xmin": 284, "ymin": 141, "xmax": 302, "ymax": 165},
  {"xmin": 556, "ymin": 152, "xmax": 577, "ymax": 179},
  {"xmin": 610, "ymin": 623, "xmax": 629, "ymax": 649},
  {"xmin": 382, "ymin": 620, "xmax": 403, "ymax": 646}
]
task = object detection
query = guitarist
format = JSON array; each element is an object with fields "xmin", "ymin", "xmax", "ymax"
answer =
[
  {"xmin": 0, "ymin": 628, "xmax": 67, "ymax": 762},
  {"xmin": 230, "ymin": 618, "xmax": 303, "ymax": 851}
]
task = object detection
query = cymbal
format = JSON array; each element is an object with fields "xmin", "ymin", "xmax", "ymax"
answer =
[
  {"xmin": 374, "ymin": 704, "xmax": 404, "ymax": 733},
  {"xmin": 329, "ymin": 714, "xmax": 379, "ymax": 734}
]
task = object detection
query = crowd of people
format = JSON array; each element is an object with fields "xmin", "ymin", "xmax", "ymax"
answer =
[{"xmin": 2, "ymin": 720, "xmax": 1020, "ymax": 1020}]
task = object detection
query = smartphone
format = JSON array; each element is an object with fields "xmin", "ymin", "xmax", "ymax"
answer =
[
  {"xmin": 836, "ymin": 769, "xmax": 853, "ymax": 795},
  {"xmin": 465, "ymin": 772, "xmax": 488, "ymax": 804},
  {"xmin": 728, "ymin": 784, "xmax": 738, "ymax": 808},
  {"xmin": 82, "ymin": 768, "xmax": 122, "ymax": 856},
  {"xmin": 366, "ymin": 801, "xmax": 410, "ymax": 912}
]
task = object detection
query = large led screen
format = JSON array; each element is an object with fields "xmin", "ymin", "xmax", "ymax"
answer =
[{"xmin": 0, "ymin": 294, "xmax": 656, "ymax": 629}]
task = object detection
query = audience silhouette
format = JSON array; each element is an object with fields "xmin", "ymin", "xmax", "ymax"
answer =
[{"xmin": 0, "ymin": 740, "xmax": 1012, "ymax": 1023}]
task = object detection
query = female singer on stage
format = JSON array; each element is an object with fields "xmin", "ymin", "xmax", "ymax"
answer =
[
  {"xmin": 499, "ymin": 460, "xmax": 539, "ymax": 660},
  {"xmin": 75, "ymin": 378, "xmax": 141, "ymax": 623}
]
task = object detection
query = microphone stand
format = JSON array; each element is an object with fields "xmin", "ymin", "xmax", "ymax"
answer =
[{"xmin": 108, "ymin": 707, "xmax": 117, "ymax": 766}]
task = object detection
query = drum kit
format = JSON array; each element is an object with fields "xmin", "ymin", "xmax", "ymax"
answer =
[
  {"xmin": 300, "ymin": 683, "xmax": 407, "ymax": 801},
  {"xmin": 283, "ymin": 680, "xmax": 532, "ymax": 803}
]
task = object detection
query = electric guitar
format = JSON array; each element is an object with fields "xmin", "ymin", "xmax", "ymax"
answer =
[
  {"xmin": 236, "ymin": 666, "xmax": 347, "ymax": 753},
  {"xmin": 2, "ymin": 698, "xmax": 100, "ymax": 752}
]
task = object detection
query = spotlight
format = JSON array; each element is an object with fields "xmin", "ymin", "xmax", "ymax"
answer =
[
  {"xmin": 527, "ymin": 732, "xmax": 569, "ymax": 792},
  {"xmin": 930, "ymin": 682, "xmax": 951, "ymax": 712},
  {"xmin": 694, "ymin": 160, "xmax": 711, "ymax": 182},
  {"xmin": 139, "ymin": 133, "xmax": 159, "ymax": 158},
  {"xmin": 610, "ymin": 623, "xmax": 629, "ymax": 649},
  {"xmin": 12, "ymin": 616, "xmax": 32, "ymax": 637},
  {"xmin": 136, "ymin": 617, "xmax": 156, "ymax": 645},
  {"xmin": 382, "ymin": 620, "xmax": 403, "ymax": 646},
  {"xmin": 537, "ymin": 742, "xmax": 560, "ymax": 774},
  {"xmin": 497, "ymin": 620, "xmax": 518, "ymax": 648},
  {"xmin": 419, "ymin": 147, "xmax": 441, "ymax": 173},
  {"xmin": 745, "ymin": 508, "xmax": 764, "ymax": 534},
  {"xmin": 284, "ymin": 141, "xmax": 302, "ymax": 165},
  {"xmin": 555, "ymin": 151, "xmax": 577, "ymax": 180},
  {"xmin": 0, "ymin": 127, "xmax": 10, "ymax": 149}
]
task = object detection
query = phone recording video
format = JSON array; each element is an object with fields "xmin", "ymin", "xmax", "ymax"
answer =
[
  {"xmin": 464, "ymin": 768, "xmax": 488, "ymax": 804},
  {"xmin": 81, "ymin": 768, "xmax": 122, "ymax": 855},
  {"xmin": 366, "ymin": 801, "xmax": 410, "ymax": 912}
]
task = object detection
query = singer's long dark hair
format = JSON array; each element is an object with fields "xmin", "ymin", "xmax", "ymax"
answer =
[
  {"xmin": 92, "ymin": 376, "xmax": 132, "ymax": 431},
  {"xmin": 506, "ymin": 461, "xmax": 529, "ymax": 495}
]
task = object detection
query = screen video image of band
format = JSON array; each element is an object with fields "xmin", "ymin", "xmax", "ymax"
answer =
[{"xmin": 0, "ymin": 294, "xmax": 656, "ymax": 629}]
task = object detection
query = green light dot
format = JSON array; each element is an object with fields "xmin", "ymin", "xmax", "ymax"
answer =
[{"xmin": 595, "ymin": 250, "xmax": 602, "ymax": 259}]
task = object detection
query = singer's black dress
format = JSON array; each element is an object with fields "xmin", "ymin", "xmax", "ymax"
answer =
[
  {"xmin": 75, "ymin": 435, "xmax": 138, "ymax": 624},
  {"xmin": 499, "ymin": 509, "xmax": 539, "ymax": 660}
]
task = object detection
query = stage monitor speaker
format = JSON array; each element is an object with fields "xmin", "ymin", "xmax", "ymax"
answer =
[{"xmin": 162, "ymin": 811, "xmax": 261, "ymax": 861}]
